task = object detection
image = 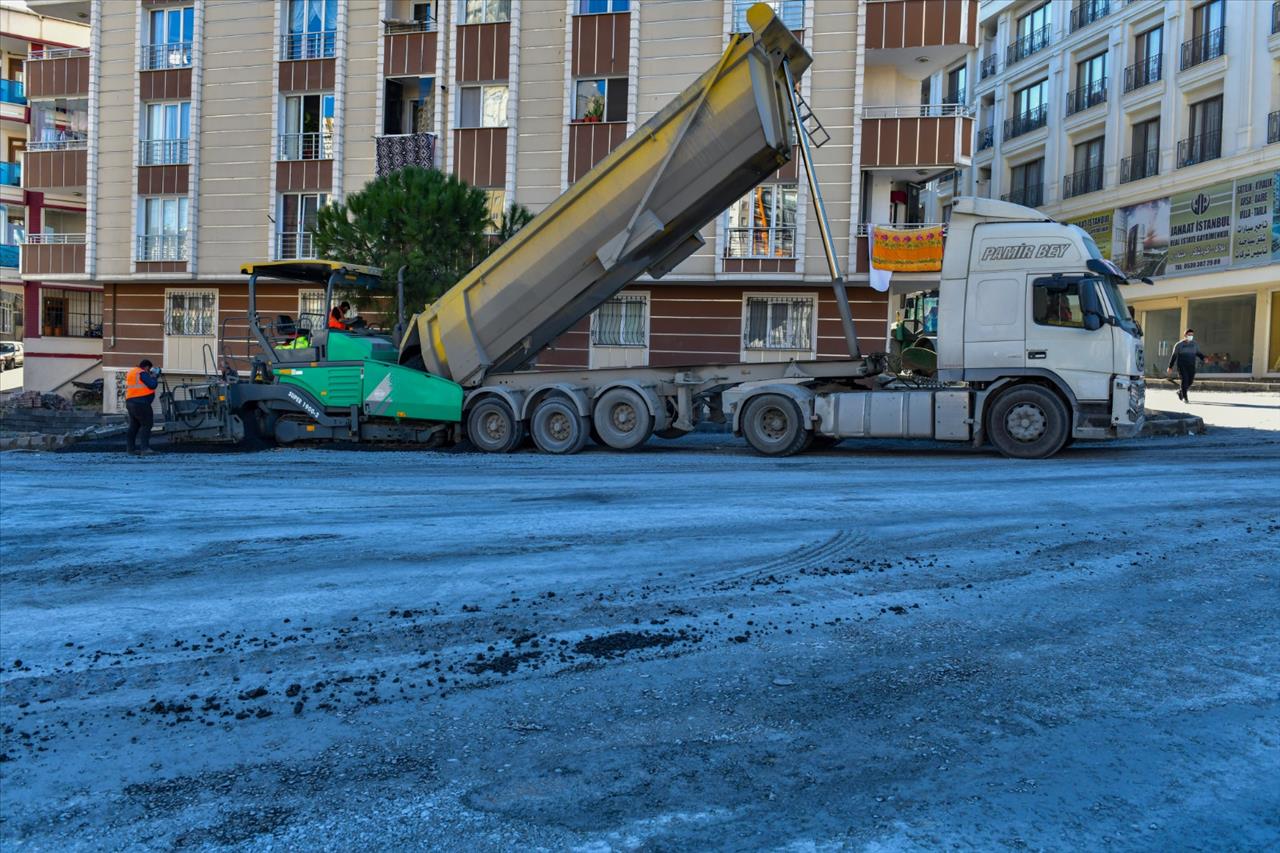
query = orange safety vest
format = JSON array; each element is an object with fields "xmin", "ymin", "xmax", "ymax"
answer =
[
  {"xmin": 328, "ymin": 315, "xmax": 345, "ymax": 330},
  {"xmin": 125, "ymin": 367, "xmax": 154, "ymax": 400}
]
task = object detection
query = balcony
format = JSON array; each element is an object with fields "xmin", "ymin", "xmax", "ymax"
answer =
[
  {"xmin": 977, "ymin": 125, "xmax": 994, "ymax": 150},
  {"xmin": 282, "ymin": 30, "xmax": 337, "ymax": 61},
  {"xmin": 0, "ymin": 162, "xmax": 19, "ymax": 186},
  {"xmin": 21, "ymin": 233, "xmax": 86, "ymax": 277},
  {"xmin": 1118, "ymin": 150, "xmax": 1156, "ymax": 183},
  {"xmin": 1062, "ymin": 165, "xmax": 1103, "ymax": 199},
  {"xmin": 276, "ymin": 231, "xmax": 316, "ymax": 261},
  {"xmin": 1, "ymin": 79, "xmax": 26, "ymax": 105},
  {"xmin": 1003, "ymin": 105, "xmax": 1047, "ymax": 141},
  {"xmin": 568, "ymin": 121, "xmax": 628, "ymax": 183},
  {"xmin": 1180, "ymin": 28, "xmax": 1224, "ymax": 71},
  {"xmin": 1001, "ymin": 185, "xmax": 1044, "ymax": 208},
  {"xmin": 375, "ymin": 132, "xmax": 437, "ymax": 176},
  {"xmin": 865, "ymin": 0, "xmax": 979, "ymax": 53},
  {"xmin": 137, "ymin": 234, "xmax": 189, "ymax": 262},
  {"xmin": 384, "ymin": 16, "xmax": 438, "ymax": 77},
  {"xmin": 22, "ymin": 146, "xmax": 86, "ymax": 189},
  {"xmin": 1176, "ymin": 130, "xmax": 1221, "ymax": 168},
  {"xmin": 385, "ymin": 15, "xmax": 437, "ymax": 34},
  {"xmin": 1269, "ymin": 111, "xmax": 1280, "ymax": 145},
  {"xmin": 1006, "ymin": 26, "xmax": 1050, "ymax": 67},
  {"xmin": 26, "ymin": 47, "xmax": 90, "ymax": 99},
  {"xmin": 139, "ymin": 138, "xmax": 189, "ymax": 166},
  {"xmin": 1069, "ymin": 0, "xmax": 1109, "ymax": 33},
  {"xmin": 1065, "ymin": 78, "xmax": 1107, "ymax": 116},
  {"xmin": 1123, "ymin": 55, "xmax": 1161, "ymax": 93},
  {"xmin": 980, "ymin": 53, "xmax": 998, "ymax": 80},
  {"xmin": 279, "ymin": 131, "xmax": 334, "ymax": 161},
  {"xmin": 861, "ymin": 104, "xmax": 975, "ymax": 168},
  {"xmin": 142, "ymin": 42, "xmax": 193, "ymax": 71}
]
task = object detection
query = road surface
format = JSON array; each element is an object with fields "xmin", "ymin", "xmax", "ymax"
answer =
[
  {"xmin": 1144, "ymin": 386, "xmax": 1279, "ymax": 431},
  {"xmin": 2, "ymin": 428, "xmax": 1278, "ymax": 850}
]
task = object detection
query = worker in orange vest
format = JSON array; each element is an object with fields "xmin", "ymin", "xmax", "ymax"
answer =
[
  {"xmin": 327, "ymin": 302, "xmax": 351, "ymax": 330},
  {"xmin": 124, "ymin": 358, "xmax": 159, "ymax": 456}
]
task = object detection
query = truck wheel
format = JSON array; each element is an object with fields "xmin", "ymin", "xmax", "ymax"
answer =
[
  {"xmin": 741, "ymin": 393, "xmax": 812, "ymax": 457},
  {"xmin": 592, "ymin": 388, "xmax": 654, "ymax": 450},
  {"xmin": 530, "ymin": 396, "xmax": 588, "ymax": 455},
  {"xmin": 987, "ymin": 385, "xmax": 1069, "ymax": 459},
  {"xmin": 466, "ymin": 398, "xmax": 524, "ymax": 453},
  {"xmin": 239, "ymin": 405, "xmax": 275, "ymax": 450}
]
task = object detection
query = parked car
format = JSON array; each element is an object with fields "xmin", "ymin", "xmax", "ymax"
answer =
[{"xmin": 0, "ymin": 341, "xmax": 21, "ymax": 370}]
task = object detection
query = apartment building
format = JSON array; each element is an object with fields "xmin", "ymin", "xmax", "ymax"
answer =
[
  {"xmin": 24, "ymin": 0, "xmax": 976, "ymax": 409},
  {"xmin": 0, "ymin": 0, "xmax": 91, "ymax": 387},
  {"xmin": 956, "ymin": 0, "xmax": 1280, "ymax": 379}
]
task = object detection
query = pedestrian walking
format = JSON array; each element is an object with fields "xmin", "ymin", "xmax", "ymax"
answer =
[
  {"xmin": 1166, "ymin": 329, "xmax": 1206, "ymax": 403},
  {"xmin": 124, "ymin": 359, "xmax": 159, "ymax": 456}
]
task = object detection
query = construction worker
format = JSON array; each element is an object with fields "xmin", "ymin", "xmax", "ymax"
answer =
[
  {"xmin": 124, "ymin": 358, "xmax": 159, "ymax": 456},
  {"xmin": 328, "ymin": 302, "xmax": 352, "ymax": 330},
  {"xmin": 278, "ymin": 327, "xmax": 312, "ymax": 350}
]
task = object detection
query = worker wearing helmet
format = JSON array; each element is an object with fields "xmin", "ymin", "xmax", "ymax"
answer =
[{"xmin": 124, "ymin": 359, "xmax": 159, "ymax": 456}]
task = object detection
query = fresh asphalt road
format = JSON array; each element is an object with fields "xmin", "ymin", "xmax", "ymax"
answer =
[{"xmin": 1, "ymin": 426, "xmax": 1278, "ymax": 850}]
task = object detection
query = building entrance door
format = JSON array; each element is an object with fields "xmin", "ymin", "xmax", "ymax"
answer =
[{"xmin": 1142, "ymin": 308, "xmax": 1181, "ymax": 377}]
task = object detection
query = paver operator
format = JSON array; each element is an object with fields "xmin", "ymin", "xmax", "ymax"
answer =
[{"xmin": 124, "ymin": 359, "xmax": 159, "ymax": 456}]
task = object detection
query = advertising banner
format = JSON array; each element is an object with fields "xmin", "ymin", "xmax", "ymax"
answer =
[
  {"xmin": 870, "ymin": 225, "xmax": 945, "ymax": 272},
  {"xmin": 1065, "ymin": 210, "xmax": 1113, "ymax": 259},
  {"xmin": 1167, "ymin": 181, "xmax": 1233, "ymax": 274},
  {"xmin": 1112, "ymin": 197, "xmax": 1169, "ymax": 278},
  {"xmin": 1231, "ymin": 172, "xmax": 1274, "ymax": 267}
]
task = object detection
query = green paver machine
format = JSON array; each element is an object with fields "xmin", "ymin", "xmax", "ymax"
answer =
[{"xmin": 159, "ymin": 260, "xmax": 463, "ymax": 446}]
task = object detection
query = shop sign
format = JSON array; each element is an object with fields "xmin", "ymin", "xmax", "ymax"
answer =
[
  {"xmin": 1230, "ymin": 172, "xmax": 1274, "ymax": 267},
  {"xmin": 1065, "ymin": 210, "xmax": 1113, "ymax": 259},
  {"xmin": 1167, "ymin": 181, "xmax": 1233, "ymax": 275},
  {"xmin": 1112, "ymin": 197, "xmax": 1169, "ymax": 278}
]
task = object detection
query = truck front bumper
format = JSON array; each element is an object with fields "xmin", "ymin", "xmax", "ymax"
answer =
[{"xmin": 1110, "ymin": 376, "xmax": 1145, "ymax": 437}]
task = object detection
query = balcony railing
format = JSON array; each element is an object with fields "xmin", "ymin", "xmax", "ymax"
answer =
[
  {"xmin": 1120, "ymin": 150, "xmax": 1159, "ymax": 183},
  {"xmin": 1069, "ymin": 0, "xmax": 1109, "ymax": 32},
  {"xmin": 25, "ymin": 232, "xmax": 86, "ymax": 244},
  {"xmin": 1006, "ymin": 26, "xmax": 1050, "ymax": 67},
  {"xmin": 279, "ymin": 131, "xmax": 334, "ymax": 161},
  {"xmin": 1001, "ymin": 185, "xmax": 1044, "ymax": 207},
  {"xmin": 1123, "ymin": 55, "xmax": 1162, "ymax": 92},
  {"xmin": 137, "ymin": 234, "xmax": 188, "ymax": 262},
  {"xmin": 282, "ymin": 30, "xmax": 337, "ymax": 61},
  {"xmin": 142, "ymin": 41, "xmax": 192, "ymax": 70},
  {"xmin": 1062, "ymin": 165, "xmax": 1103, "ymax": 199},
  {"xmin": 1273, "ymin": 2, "xmax": 1279, "ymax": 36},
  {"xmin": 862, "ymin": 104, "xmax": 973, "ymax": 118},
  {"xmin": 27, "ymin": 133, "xmax": 88, "ymax": 151},
  {"xmin": 1268, "ymin": 111, "xmax": 1280, "ymax": 144},
  {"xmin": 724, "ymin": 226, "xmax": 796, "ymax": 260},
  {"xmin": 980, "ymin": 53, "xmax": 998, "ymax": 80},
  {"xmin": 385, "ymin": 16, "xmax": 437, "ymax": 34},
  {"xmin": 0, "ymin": 79, "xmax": 25, "ymax": 105},
  {"xmin": 0, "ymin": 162, "xmax": 19, "ymax": 186},
  {"xmin": 1180, "ymin": 28, "xmax": 1225, "ymax": 70},
  {"xmin": 1176, "ymin": 130, "xmax": 1221, "ymax": 168},
  {"xmin": 1065, "ymin": 78, "xmax": 1107, "ymax": 116},
  {"xmin": 1003, "ymin": 105, "xmax": 1048, "ymax": 141},
  {"xmin": 29, "ymin": 47, "xmax": 91, "ymax": 60},
  {"xmin": 977, "ymin": 125, "xmax": 994, "ymax": 150},
  {"xmin": 276, "ymin": 231, "xmax": 316, "ymax": 260},
  {"xmin": 139, "ymin": 138, "xmax": 189, "ymax": 166}
]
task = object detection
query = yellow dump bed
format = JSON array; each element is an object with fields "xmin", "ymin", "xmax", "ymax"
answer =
[{"xmin": 401, "ymin": 4, "xmax": 810, "ymax": 386}]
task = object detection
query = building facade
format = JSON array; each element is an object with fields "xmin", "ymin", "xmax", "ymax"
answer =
[
  {"xmin": 1, "ymin": 0, "xmax": 92, "ymax": 390},
  {"xmin": 21, "ymin": 0, "xmax": 976, "ymax": 409},
  {"xmin": 956, "ymin": 0, "xmax": 1280, "ymax": 379}
]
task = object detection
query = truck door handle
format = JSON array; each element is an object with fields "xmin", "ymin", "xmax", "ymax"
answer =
[{"xmin": 1028, "ymin": 350, "xmax": 1047, "ymax": 360}]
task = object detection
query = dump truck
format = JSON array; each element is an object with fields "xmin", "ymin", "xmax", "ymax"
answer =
[{"xmin": 161, "ymin": 3, "xmax": 1146, "ymax": 459}]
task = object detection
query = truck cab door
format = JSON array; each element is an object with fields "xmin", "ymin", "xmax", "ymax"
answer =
[
  {"xmin": 1026, "ymin": 275, "xmax": 1113, "ymax": 400},
  {"xmin": 962, "ymin": 276, "xmax": 1026, "ymax": 371}
]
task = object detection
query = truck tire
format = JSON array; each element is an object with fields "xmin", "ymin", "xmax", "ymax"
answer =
[
  {"xmin": 987, "ymin": 385, "xmax": 1069, "ymax": 459},
  {"xmin": 530, "ymin": 396, "xmax": 588, "ymax": 455},
  {"xmin": 740, "ymin": 393, "xmax": 812, "ymax": 457},
  {"xmin": 467, "ymin": 398, "xmax": 524, "ymax": 454},
  {"xmin": 592, "ymin": 387, "xmax": 654, "ymax": 450}
]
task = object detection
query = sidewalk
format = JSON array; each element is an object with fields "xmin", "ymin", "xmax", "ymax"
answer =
[{"xmin": 1146, "ymin": 387, "xmax": 1280, "ymax": 431}]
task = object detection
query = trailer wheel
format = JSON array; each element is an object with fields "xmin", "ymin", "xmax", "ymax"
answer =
[
  {"xmin": 740, "ymin": 393, "xmax": 812, "ymax": 457},
  {"xmin": 592, "ymin": 388, "xmax": 654, "ymax": 450},
  {"xmin": 987, "ymin": 385, "xmax": 1069, "ymax": 459},
  {"xmin": 530, "ymin": 396, "xmax": 588, "ymax": 455},
  {"xmin": 466, "ymin": 398, "xmax": 524, "ymax": 454}
]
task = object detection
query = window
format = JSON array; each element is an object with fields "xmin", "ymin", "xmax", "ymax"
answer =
[
  {"xmin": 1187, "ymin": 294, "xmax": 1254, "ymax": 374},
  {"xmin": 945, "ymin": 66, "xmax": 967, "ymax": 105},
  {"xmin": 165, "ymin": 290, "xmax": 216, "ymax": 336},
  {"xmin": 576, "ymin": 0, "xmax": 629, "ymax": 13},
  {"xmin": 744, "ymin": 296, "xmax": 814, "ymax": 351},
  {"xmin": 1127, "ymin": 25, "xmax": 1163, "ymax": 91},
  {"xmin": 725, "ymin": 184, "xmax": 798, "ymax": 258},
  {"xmin": 384, "ymin": 77, "xmax": 434, "ymax": 135},
  {"xmin": 460, "ymin": 0, "xmax": 511, "ymax": 25},
  {"xmin": 458, "ymin": 84, "xmax": 508, "ymax": 128},
  {"xmin": 281, "ymin": 94, "xmax": 335, "ymax": 160},
  {"xmin": 283, "ymin": 0, "xmax": 337, "ymax": 60},
  {"xmin": 1068, "ymin": 52, "xmax": 1107, "ymax": 114},
  {"xmin": 1009, "ymin": 3, "xmax": 1050, "ymax": 63},
  {"xmin": 1192, "ymin": 0, "xmax": 1224, "ymax": 39},
  {"xmin": 1183, "ymin": 0, "xmax": 1224, "ymax": 69},
  {"xmin": 277, "ymin": 193, "xmax": 328, "ymax": 259},
  {"xmin": 1065, "ymin": 137, "xmax": 1104, "ymax": 197},
  {"xmin": 591, "ymin": 295, "xmax": 647, "ymax": 347},
  {"xmin": 0, "ymin": 291, "xmax": 18, "ymax": 335},
  {"xmin": 1006, "ymin": 158, "xmax": 1044, "ymax": 207},
  {"xmin": 1123, "ymin": 117, "xmax": 1159, "ymax": 182},
  {"xmin": 573, "ymin": 78, "xmax": 627, "ymax": 123},
  {"xmin": 1006, "ymin": 79, "xmax": 1048, "ymax": 138},
  {"xmin": 28, "ymin": 98, "xmax": 89, "ymax": 150},
  {"xmin": 1032, "ymin": 279, "xmax": 1087, "ymax": 329},
  {"xmin": 732, "ymin": 0, "xmax": 804, "ymax": 33},
  {"xmin": 144, "ymin": 5, "xmax": 194, "ymax": 70},
  {"xmin": 40, "ymin": 288, "xmax": 101, "ymax": 338},
  {"xmin": 140, "ymin": 102, "xmax": 190, "ymax": 165},
  {"xmin": 1180, "ymin": 95, "xmax": 1222, "ymax": 166},
  {"xmin": 482, "ymin": 189, "xmax": 505, "ymax": 234},
  {"xmin": 138, "ymin": 196, "xmax": 189, "ymax": 261}
]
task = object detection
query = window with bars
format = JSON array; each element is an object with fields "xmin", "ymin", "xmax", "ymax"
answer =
[
  {"xmin": 298, "ymin": 289, "xmax": 327, "ymax": 332},
  {"xmin": 573, "ymin": 78, "xmax": 627, "ymax": 123},
  {"xmin": 743, "ymin": 296, "xmax": 814, "ymax": 351},
  {"xmin": 138, "ymin": 196, "xmax": 190, "ymax": 261},
  {"xmin": 165, "ymin": 290, "xmax": 217, "ymax": 336},
  {"xmin": 591, "ymin": 295, "xmax": 647, "ymax": 347},
  {"xmin": 277, "ymin": 193, "xmax": 328, "ymax": 259},
  {"xmin": 726, "ymin": 185, "xmax": 798, "ymax": 259},
  {"xmin": 41, "ymin": 288, "xmax": 102, "ymax": 338},
  {"xmin": 732, "ymin": 0, "xmax": 804, "ymax": 33}
]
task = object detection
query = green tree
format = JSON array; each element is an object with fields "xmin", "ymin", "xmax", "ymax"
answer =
[
  {"xmin": 490, "ymin": 202, "xmax": 535, "ymax": 246},
  {"xmin": 312, "ymin": 166, "xmax": 491, "ymax": 312}
]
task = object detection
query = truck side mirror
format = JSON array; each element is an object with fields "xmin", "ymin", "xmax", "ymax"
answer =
[{"xmin": 1078, "ymin": 280, "xmax": 1105, "ymax": 331}]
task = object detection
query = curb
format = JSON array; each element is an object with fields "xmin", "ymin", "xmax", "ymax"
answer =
[{"xmin": 1141, "ymin": 410, "xmax": 1205, "ymax": 437}]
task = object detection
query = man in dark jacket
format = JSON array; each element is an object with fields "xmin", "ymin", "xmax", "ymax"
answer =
[
  {"xmin": 124, "ymin": 359, "xmax": 160, "ymax": 456},
  {"xmin": 1166, "ymin": 329, "xmax": 1206, "ymax": 402}
]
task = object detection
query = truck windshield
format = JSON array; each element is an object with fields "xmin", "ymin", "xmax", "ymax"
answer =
[{"xmin": 1091, "ymin": 276, "xmax": 1140, "ymax": 337}]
